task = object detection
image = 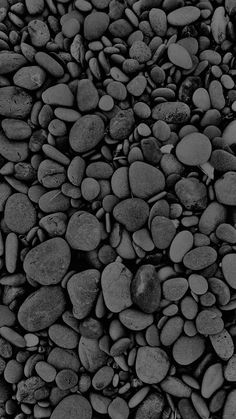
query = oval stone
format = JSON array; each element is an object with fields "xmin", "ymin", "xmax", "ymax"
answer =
[
  {"xmin": 183, "ymin": 246, "xmax": 217, "ymax": 270},
  {"xmin": 0, "ymin": 87, "xmax": 32, "ymax": 118},
  {"xmin": 168, "ymin": 44, "xmax": 192, "ymax": 70},
  {"xmin": 18, "ymin": 286, "xmax": 66, "ymax": 332},
  {"xmin": 4, "ymin": 193, "xmax": 36, "ymax": 234},
  {"xmin": 119, "ymin": 309, "xmax": 153, "ymax": 331},
  {"xmin": 173, "ymin": 335, "xmax": 205, "ymax": 365},
  {"xmin": 113, "ymin": 198, "xmax": 149, "ymax": 232},
  {"xmin": 129, "ymin": 161, "xmax": 165, "ymax": 199},
  {"xmin": 215, "ymin": 172, "xmax": 236, "ymax": 205},
  {"xmin": 136, "ymin": 347, "xmax": 170, "ymax": 384},
  {"xmin": 69, "ymin": 115, "xmax": 104, "ymax": 153},
  {"xmin": 152, "ymin": 102, "xmax": 190, "ymax": 123},
  {"xmin": 67, "ymin": 270, "xmax": 100, "ymax": 320},
  {"xmin": 196, "ymin": 310, "xmax": 224, "ymax": 335},
  {"xmin": 223, "ymin": 390, "xmax": 236, "ymax": 419},
  {"xmin": 51, "ymin": 395, "xmax": 92, "ymax": 419},
  {"xmin": 66, "ymin": 211, "xmax": 101, "ymax": 251},
  {"xmin": 176, "ymin": 133, "xmax": 212, "ymax": 166},
  {"xmin": 131, "ymin": 265, "xmax": 161, "ymax": 313},
  {"xmin": 78, "ymin": 337, "xmax": 108, "ymax": 373},
  {"xmin": 151, "ymin": 216, "xmax": 176, "ymax": 250},
  {"xmin": 169, "ymin": 231, "xmax": 193, "ymax": 263},
  {"xmin": 101, "ymin": 262, "xmax": 132, "ymax": 313},
  {"xmin": 167, "ymin": 6, "xmax": 201, "ymax": 26},
  {"xmin": 0, "ymin": 132, "xmax": 28, "ymax": 162},
  {"xmin": 23, "ymin": 238, "xmax": 71, "ymax": 286},
  {"xmin": 222, "ymin": 254, "xmax": 236, "ymax": 289}
]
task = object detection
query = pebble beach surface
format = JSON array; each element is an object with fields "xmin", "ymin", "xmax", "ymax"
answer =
[{"xmin": 0, "ymin": 1, "xmax": 236, "ymax": 419}]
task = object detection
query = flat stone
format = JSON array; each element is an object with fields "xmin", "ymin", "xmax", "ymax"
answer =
[
  {"xmin": 13, "ymin": 66, "xmax": 46, "ymax": 91},
  {"xmin": 210, "ymin": 150, "xmax": 236, "ymax": 172},
  {"xmin": 196, "ymin": 310, "xmax": 224, "ymax": 335},
  {"xmin": 167, "ymin": 6, "xmax": 200, "ymax": 26},
  {"xmin": 223, "ymin": 120, "xmax": 236, "ymax": 146},
  {"xmin": 168, "ymin": 43, "xmax": 192, "ymax": 69},
  {"xmin": 4, "ymin": 193, "xmax": 36, "ymax": 234},
  {"xmin": 199, "ymin": 202, "xmax": 227, "ymax": 235},
  {"xmin": 70, "ymin": 115, "xmax": 104, "ymax": 153},
  {"xmin": 78, "ymin": 337, "xmax": 108, "ymax": 373},
  {"xmin": 222, "ymin": 254, "xmax": 236, "ymax": 289},
  {"xmin": 210, "ymin": 329, "xmax": 234, "ymax": 361},
  {"xmin": 109, "ymin": 109, "xmax": 135, "ymax": 140},
  {"xmin": 135, "ymin": 393, "xmax": 165, "ymax": 419},
  {"xmin": 131, "ymin": 264, "xmax": 161, "ymax": 313},
  {"xmin": 151, "ymin": 216, "xmax": 176, "ymax": 250},
  {"xmin": 101, "ymin": 262, "xmax": 132, "ymax": 313},
  {"xmin": 183, "ymin": 246, "xmax": 217, "ymax": 270},
  {"xmin": 172, "ymin": 335, "xmax": 205, "ymax": 365},
  {"xmin": 47, "ymin": 348, "xmax": 80, "ymax": 372},
  {"xmin": 0, "ymin": 51, "xmax": 27, "ymax": 74},
  {"xmin": 169, "ymin": 231, "xmax": 193, "ymax": 263},
  {"xmin": 113, "ymin": 198, "xmax": 149, "ymax": 232},
  {"xmin": 84, "ymin": 12, "xmax": 109, "ymax": 40},
  {"xmin": 42, "ymin": 84, "xmax": 74, "ymax": 107},
  {"xmin": 77, "ymin": 79, "xmax": 99, "ymax": 112},
  {"xmin": 152, "ymin": 102, "xmax": 190, "ymax": 123},
  {"xmin": 23, "ymin": 238, "xmax": 71, "ymax": 285},
  {"xmin": 163, "ymin": 277, "xmax": 188, "ymax": 301},
  {"xmin": 28, "ymin": 19, "xmax": 50, "ymax": 47},
  {"xmin": 176, "ymin": 133, "xmax": 212, "ymax": 166},
  {"xmin": 149, "ymin": 8, "xmax": 167, "ymax": 37},
  {"xmin": 175, "ymin": 177, "xmax": 208, "ymax": 210},
  {"xmin": 67, "ymin": 270, "xmax": 100, "ymax": 320},
  {"xmin": 136, "ymin": 347, "xmax": 170, "ymax": 384},
  {"xmin": 0, "ymin": 86, "xmax": 32, "ymax": 119},
  {"xmin": 223, "ymin": 389, "xmax": 236, "ymax": 419},
  {"xmin": 51, "ymin": 395, "xmax": 92, "ymax": 419},
  {"xmin": 129, "ymin": 161, "xmax": 165, "ymax": 199},
  {"xmin": 119, "ymin": 309, "xmax": 153, "ymax": 331},
  {"xmin": 215, "ymin": 172, "xmax": 236, "ymax": 205},
  {"xmin": 17, "ymin": 286, "xmax": 66, "ymax": 332},
  {"xmin": 2, "ymin": 119, "xmax": 32, "ymax": 141},
  {"xmin": 66, "ymin": 211, "xmax": 101, "ymax": 251}
]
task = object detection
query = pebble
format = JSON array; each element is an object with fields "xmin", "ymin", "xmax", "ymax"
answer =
[
  {"xmin": 0, "ymin": 305, "xmax": 15, "ymax": 327},
  {"xmin": 167, "ymin": 6, "xmax": 201, "ymax": 26},
  {"xmin": 101, "ymin": 262, "xmax": 132, "ymax": 313},
  {"xmin": 168, "ymin": 43, "xmax": 192, "ymax": 70},
  {"xmin": 28, "ymin": 19, "xmax": 50, "ymax": 47},
  {"xmin": 0, "ymin": 86, "xmax": 32, "ymax": 118},
  {"xmin": 149, "ymin": 8, "xmax": 167, "ymax": 37},
  {"xmin": 222, "ymin": 254, "xmax": 236, "ymax": 289},
  {"xmin": 23, "ymin": 238, "xmax": 71, "ymax": 285},
  {"xmin": 42, "ymin": 84, "xmax": 74, "ymax": 107},
  {"xmin": 35, "ymin": 52, "xmax": 64, "ymax": 79},
  {"xmin": 92, "ymin": 366, "xmax": 114, "ymax": 390},
  {"xmin": 129, "ymin": 161, "xmax": 165, "ymax": 199},
  {"xmin": 134, "ymin": 393, "xmax": 165, "ymax": 419},
  {"xmin": 151, "ymin": 216, "xmax": 176, "ymax": 250},
  {"xmin": 4, "ymin": 193, "xmax": 36, "ymax": 234},
  {"xmin": 70, "ymin": 115, "xmax": 104, "ymax": 153},
  {"xmin": 67, "ymin": 270, "xmax": 100, "ymax": 320},
  {"xmin": 188, "ymin": 274, "xmax": 208, "ymax": 295},
  {"xmin": 0, "ymin": 51, "xmax": 27, "ymax": 74},
  {"xmin": 78, "ymin": 337, "xmax": 108, "ymax": 373},
  {"xmin": 48, "ymin": 324, "xmax": 78, "ymax": 349},
  {"xmin": 172, "ymin": 335, "xmax": 205, "ymax": 365},
  {"xmin": 152, "ymin": 102, "xmax": 190, "ymax": 123},
  {"xmin": 13, "ymin": 66, "xmax": 46, "ymax": 91},
  {"xmin": 169, "ymin": 231, "xmax": 193, "ymax": 262},
  {"xmin": 223, "ymin": 120, "xmax": 236, "ymax": 145},
  {"xmin": 211, "ymin": 150, "xmax": 236, "ymax": 172},
  {"xmin": 199, "ymin": 202, "xmax": 227, "ymax": 235},
  {"xmin": 175, "ymin": 178, "xmax": 208, "ymax": 211},
  {"xmin": 51, "ymin": 395, "xmax": 92, "ymax": 419},
  {"xmin": 84, "ymin": 12, "xmax": 109, "ymax": 41},
  {"xmin": 56, "ymin": 369, "xmax": 78, "ymax": 390},
  {"xmin": 113, "ymin": 198, "xmax": 149, "ymax": 232},
  {"xmin": 160, "ymin": 316, "xmax": 184, "ymax": 346},
  {"xmin": 201, "ymin": 363, "xmax": 224, "ymax": 399},
  {"xmin": 129, "ymin": 41, "xmax": 152, "ymax": 63},
  {"xmin": 66, "ymin": 211, "xmax": 101, "ymax": 251},
  {"xmin": 47, "ymin": 348, "xmax": 80, "ymax": 372},
  {"xmin": 176, "ymin": 133, "xmax": 212, "ymax": 166},
  {"xmin": 17, "ymin": 286, "xmax": 66, "ymax": 332},
  {"xmin": 119, "ymin": 309, "xmax": 153, "ymax": 331},
  {"xmin": 131, "ymin": 264, "xmax": 161, "ymax": 313},
  {"xmin": 108, "ymin": 397, "xmax": 129, "ymax": 419},
  {"xmin": 225, "ymin": 355, "xmax": 236, "ymax": 381},
  {"xmin": 35, "ymin": 361, "xmax": 56, "ymax": 383},
  {"xmin": 196, "ymin": 310, "xmax": 224, "ymax": 335},
  {"xmin": 223, "ymin": 390, "xmax": 236, "ymax": 419},
  {"xmin": 2, "ymin": 119, "xmax": 32, "ymax": 141},
  {"xmin": 135, "ymin": 347, "xmax": 170, "ymax": 384},
  {"xmin": 183, "ymin": 246, "xmax": 217, "ymax": 270},
  {"xmin": 215, "ymin": 172, "xmax": 236, "ymax": 205},
  {"xmin": 192, "ymin": 88, "xmax": 211, "ymax": 111},
  {"xmin": 109, "ymin": 109, "xmax": 135, "ymax": 140}
]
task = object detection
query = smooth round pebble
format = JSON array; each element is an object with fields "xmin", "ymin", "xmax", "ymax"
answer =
[
  {"xmin": 4, "ymin": 193, "xmax": 36, "ymax": 234},
  {"xmin": 176, "ymin": 133, "xmax": 212, "ymax": 166},
  {"xmin": 173, "ymin": 336, "xmax": 205, "ymax": 365},
  {"xmin": 135, "ymin": 347, "xmax": 170, "ymax": 384},
  {"xmin": 66, "ymin": 211, "xmax": 101, "ymax": 251}
]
